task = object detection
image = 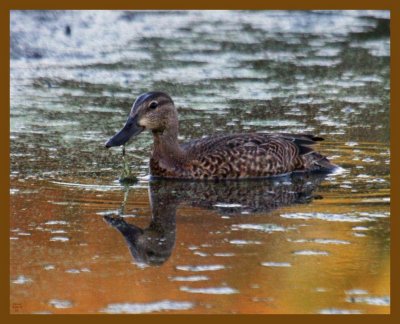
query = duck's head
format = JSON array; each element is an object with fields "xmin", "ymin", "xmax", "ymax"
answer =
[{"xmin": 105, "ymin": 91, "xmax": 176, "ymax": 148}]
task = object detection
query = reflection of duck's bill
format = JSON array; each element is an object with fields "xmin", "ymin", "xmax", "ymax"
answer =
[
  {"xmin": 103, "ymin": 215, "xmax": 143, "ymax": 237},
  {"xmin": 105, "ymin": 115, "xmax": 144, "ymax": 148}
]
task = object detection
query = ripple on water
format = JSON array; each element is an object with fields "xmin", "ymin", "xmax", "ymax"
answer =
[
  {"xmin": 12, "ymin": 275, "xmax": 32, "ymax": 284},
  {"xmin": 214, "ymin": 203, "xmax": 242, "ymax": 208},
  {"xmin": 289, "ymin": 238, "xmax": 350, "ymax": 245},
  {"xmin": 100, "ymin": 300, "xmax": 194, "ymax": 314},
  {"xmin": 180, "ymin": 286, "xmax": 238, "ymax": 295},
  {"xmin": 213, "ymin": 252, "xmax": 235, "ymax": 257},
  {"xmin": 242, "ymin": 119, "xmax": 304, "ymax": 127},
  {"xmin": 176, "ymin": 265, "xmax": 225, "ymax": 272},
  {"xmin": 17, "ymin": 232, "xmax": 31, "ymax": 236},
  {"xmin": 353, "ymin": 232, "xmax": 367, "ymax": 238},
  {"xmin": 280, "ymin": 212, "xmax": 374, "ymax": 222},
  {"xmin": 96, "ymin": 210, "xmax": 121, "ymax": 216},
  {"xmin": 345, "ymin": 141, "xmax": 358, "ymax": 147},
  {"xmin": 352, "ymin": 226, "xmax": 369, "ymax": 231},
  {"xmin": 44, "ymin": 220, "xmax": 69, "ymax": 225},
  {"xmin": 48, "ymin": 299, "xmax": 73, "ymax": 309},
  {"xmin": 229, "ymin": 240, "xmax": 262, "ymax": 245},
  {"xmin": 362, "ymin": 197, "xmax": 390, "ymax": 203},
  {"xmin": 65, "ymin": 268, "xmax": 90, "ymax": 274},
  {"xmin": 50, "ymin": 230, "xmax": 67, "ymax": 234},
  {"xmin": 261, "ymin": 262, "xmax": 291, "ymax": 267},
  {"xmin": 293, "ymin": 250, "xmax": 329, "ymax": 256},
  {"xmin": 345, "ymin": 289, "xmax": 368, "ymax": 295},
  {"xmin": 319, "ymin": 308, "xmax": 362, "ymax": 314},
  {"xmin": 50, "ymin": 181, "xmax": 122, "ymax": 192},
  {"xmin": 346, "ymin": 296, "xmax": 390, "ymax": 307},
  {"xmin": 65, "ymin": 269, "xmax": 80, "ymax": 274},
  {"xmin": 49, "ymin": 236, "xmax": 69, "ymax": 242},
  {"xmin": 170, "ymin": 275, "xmax": 209, "ymax": 282},
  {"xmin": 232, "ymin": 223, "xmax": 288, "ymax": 233},
  {"xmin": 358, "ymin": 212, "xmax": 389, "ymax": 218}
]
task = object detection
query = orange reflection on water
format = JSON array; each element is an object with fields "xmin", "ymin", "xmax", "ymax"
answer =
[{"xmin": 10, "ymin": 176, "xmax": 390, "ymax": 314}]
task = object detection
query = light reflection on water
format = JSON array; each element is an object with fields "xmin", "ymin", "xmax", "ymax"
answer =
[{"xmin": 10, "ymin": 10, "xmax": 389, "ymax": 314}]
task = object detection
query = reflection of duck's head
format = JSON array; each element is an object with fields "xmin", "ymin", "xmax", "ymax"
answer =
[
  {"xmin": 104, "ymin": 214, "xmax": 175, "ymax": 266},
  {"xmin": 105, "ymin": 92, "xmax": 176, "ymax": 148}
]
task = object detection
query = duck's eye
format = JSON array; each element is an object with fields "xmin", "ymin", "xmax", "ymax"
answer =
[{"xmin": 149, "ymin": 101, "xmax": 158, "ymax": 109}]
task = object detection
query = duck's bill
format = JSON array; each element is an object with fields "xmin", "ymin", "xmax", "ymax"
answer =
[{"xmin": 105, "ymin": 116, "xmax": 144, "ymax": 148}]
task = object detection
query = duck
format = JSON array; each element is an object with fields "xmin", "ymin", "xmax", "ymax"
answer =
[{"xmin": 105, "ymin": 91, "xmax": 337, "ymax": 180}]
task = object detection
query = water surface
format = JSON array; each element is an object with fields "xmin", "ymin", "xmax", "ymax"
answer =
[{"xmin": 10, "ymin": 10, "xmax": 390, "ymax": 314}]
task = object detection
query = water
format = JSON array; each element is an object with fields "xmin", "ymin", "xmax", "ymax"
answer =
[{"xmin": 10, "ymin": 10, "xmax": 390, "ymax": 314}]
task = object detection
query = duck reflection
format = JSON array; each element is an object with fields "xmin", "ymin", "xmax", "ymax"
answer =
[
  {"xmin": 103, "ymin": 173, "xmax": 326, "ymax": 266},
  {"xmin": 104, "ymin": 184, "xmax": 178, "ymax": 266}
]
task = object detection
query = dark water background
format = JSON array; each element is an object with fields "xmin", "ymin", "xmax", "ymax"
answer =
[{"xmin": 10, "ymin": 10, "xmax": 390, "ymax": 314}]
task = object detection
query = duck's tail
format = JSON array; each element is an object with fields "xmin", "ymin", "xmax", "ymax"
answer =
[{"xmin": 283, "ymin": 133, "xmax": 337, "ymax": 173}]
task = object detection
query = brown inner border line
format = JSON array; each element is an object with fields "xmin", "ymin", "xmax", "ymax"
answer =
[{"xmin": 1, "ymin": 1, "xmax": 398, "ymax": 323}]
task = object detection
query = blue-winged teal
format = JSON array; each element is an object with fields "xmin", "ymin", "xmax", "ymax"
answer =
[{"xmin": 105, "ymin": 91, "xmax": 337, "ymax": 179}]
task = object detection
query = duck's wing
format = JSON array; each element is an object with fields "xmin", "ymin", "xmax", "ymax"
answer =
[
  {"xmin": 182, "ymin": 133, "xmax": 331, "ymax": 178},
  {"xmin": 183, "ymin": 133, "xmax": 322, "ymax": 156}
]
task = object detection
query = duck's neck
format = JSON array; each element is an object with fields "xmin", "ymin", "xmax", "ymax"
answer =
[{"xmin": 152, "ymin": 123, "xmax": 186, "ymax": 168}]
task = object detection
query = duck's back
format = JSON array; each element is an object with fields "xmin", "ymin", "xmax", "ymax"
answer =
[{"xmin": 151, "ymin": 133, "xmax": 336, "ymax": 179}]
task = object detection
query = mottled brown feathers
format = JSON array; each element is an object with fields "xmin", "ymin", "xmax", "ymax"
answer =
[
  {"xmin": 150, "ymin": 132, "xmax": 336, "ymax": 180},
  {"xmin": 107, "ymin": 91, "xmax": 336, "ymax": 180}
]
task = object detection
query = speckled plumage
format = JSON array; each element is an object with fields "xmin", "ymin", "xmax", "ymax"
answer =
[
  {"xmin": 106, "ymin": 92, "xmax": 337, "ymax": 180},
  {"xmin": 150, "ymin": 132, "xmax": 334, "ymax": 179}
]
